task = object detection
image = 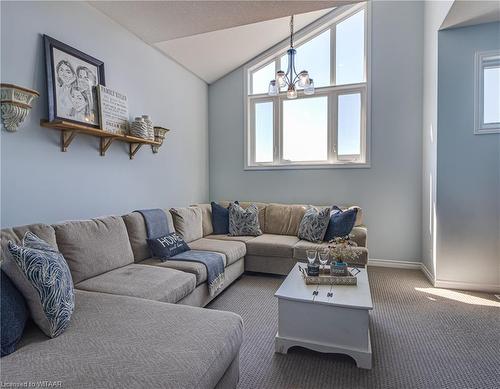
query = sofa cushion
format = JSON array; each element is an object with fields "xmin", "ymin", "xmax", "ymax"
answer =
[
  {"xmin": 205, "ymin": 234, "xmax": 257, "ymax": 243},
  {"xmin": 170, "ymin": 207, "xmax": 203, "ymax": 243},
  {"xmin": 293, "ymin": 240, "xmax": 330, "ymax": 261},
  {"xmin": 191, "ymin": 203, "xmax": 214, "ymax": 236},
  {"xmin": 245, "ymin": 234, "xmax": 300, "ymax": 258},
  {"xmin": 76, "ymin": 264, "xmax": 196, "ymax": 303},
  {"xmin": 0, "ymin": 269, "xmax": 28, "ymax": 357},
  {"xmin": 229, "ymin": 203, "xmax": 262, "ymax": 236},
  {"xmin": 140, "ymin": 258, "xmax": 208, "ymax": 285},
  {"xmin": 1, "ymin": 224, "xmax": 57, "ymax": 260},
  {"xmin": 264, "ymin": 203, "xmax": 307, "ymax": 235},
  {"xmin": 5, "ymin": 233, "xmax": 75, "ymax": 338},
  {"xmin": 351, "ymin": 226, "xmax": 367, "ymax": 247},
  {"xmin": 220, "ymin": 201, "xmax": 267, "ymax": 231},
  {"xmin": 298, "ymin": 206, "xmax": 331, "ymax": 243},
  {"xmin": 294, "ymin": 240, "xmax": 368, "ymax": 266},
  {"xmin": 1, "ymin": 289, "xmax": 243, "ymax": 389},
  {"xmin": 188, "ymin": 238, "xmax": 246, "ymax": 266},
  {"xmin": 54, "ymin": 216, "xmax": 134, "ymax": 284},
  {"xmin": 244, "ymin": 254, "xmax": 296, "ymax": 275},
  {"xmin": 348, "ymin": 205, "xmax": 364, "ymax": 226},
  {"xmin": 122, "ymin": 210, "xmax": 175, "ymax": 262}
]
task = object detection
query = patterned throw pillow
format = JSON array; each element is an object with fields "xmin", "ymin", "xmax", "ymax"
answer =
[
  {"xmin": 298, "ymin": 206, "xmax": 331, "ymax": 243},
  {"xmin": 228, "ymin": 203, "xmax": 262, "ymax": 236},
  {"xmin": 4, "ymin": 232, "xmax": 75, "ymax": 338},
  {"xmin": 147, "ymin": 232, "xmax": 190, "ymax": 260}
]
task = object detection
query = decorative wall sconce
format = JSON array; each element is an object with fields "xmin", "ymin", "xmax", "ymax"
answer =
[
  {"xmin": 1, "ymin": 83, "xmax": 39, "ymax": 132},
  {"xmin": 152, "ymin": 126, "xmax": 170, "ymax": 153}
]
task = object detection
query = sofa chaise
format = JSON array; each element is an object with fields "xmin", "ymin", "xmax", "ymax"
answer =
[{"xmin": 1, "ymin": 201, "xmax": 367, "ymax": 388}]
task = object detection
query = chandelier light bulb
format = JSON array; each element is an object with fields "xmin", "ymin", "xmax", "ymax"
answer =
[
  {"xmin": 298, "ymin": 70, "xmax": 310, "ymax": 87},
  {"xmin": 304, "ymin": 79, "xmax": 315, "ymax": 95},
  {"xmin": 268, "ymin": 80, "xmax": 278, "ymax": 96},
  {"xmin": 287, "ymin": 85, "xmax": 297, "ymax": 99},
  {"xmin": 276, "ymin": 71, "xmax": 287, "ymax": 88}
]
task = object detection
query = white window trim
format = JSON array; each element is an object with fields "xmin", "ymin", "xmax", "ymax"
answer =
[
  {"xmin": 474, "ymin": 49, "xmax": 500, "ymax": 135},
  {"xmin": 243, "ymin": 2, "xmax": 371, "ymax": 170}
]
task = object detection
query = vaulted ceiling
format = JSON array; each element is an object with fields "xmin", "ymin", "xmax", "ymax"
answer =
[
  {"xmin": 89, "ymin": 1, "xmax": 358, "ymax": 83},
  {"xmin": 441, "ymin": 0, "xmax": 500, "ymax": 30}
]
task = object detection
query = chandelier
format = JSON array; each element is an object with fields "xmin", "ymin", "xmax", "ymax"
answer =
[{"xmin": 268, "ymin": 15, "xmax": 314, "ymax": 99}]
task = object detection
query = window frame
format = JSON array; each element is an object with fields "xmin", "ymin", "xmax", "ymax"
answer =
[
  {"xmin": 474, "ymin": 50, "xmax": 500, "ymax": 135},
  {"xmin": 244, "ymin": 2, "xmax": 371, "ymax": 170}
]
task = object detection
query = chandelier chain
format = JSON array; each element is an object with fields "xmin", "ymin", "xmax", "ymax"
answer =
[{"xmin": 290, "ymin": 15, "xmax": 294, "ymax": 48}]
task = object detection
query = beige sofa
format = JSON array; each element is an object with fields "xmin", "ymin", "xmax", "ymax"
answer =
[
  {"xmin": 1, "ymin": 212, "xmax": 244, "ymax": 388},
  {"xmin": 198, "ymin": 201, "xmax": 368, "ymax": 275},
  {"xmin": 1, "ymin": 201, "xmax": 367, "ymax": 388}
]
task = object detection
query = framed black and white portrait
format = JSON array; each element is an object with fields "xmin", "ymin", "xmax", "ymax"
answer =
[{"xmin": 44, "ymin": 35, "xmax": 105, "ymax": 128}]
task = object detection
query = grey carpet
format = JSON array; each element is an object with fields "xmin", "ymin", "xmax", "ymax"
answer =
[{"xmin": 207, "ymin": 267, "xmax": 500, "ymax": 389}]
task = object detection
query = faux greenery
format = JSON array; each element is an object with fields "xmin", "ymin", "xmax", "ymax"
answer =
[{"xmin": 328, "ymin": 235, "xmax": 360, "ymax": 264}]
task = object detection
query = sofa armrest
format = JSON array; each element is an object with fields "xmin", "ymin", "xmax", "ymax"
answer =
[{"xmin": 351, "ymin": 226, "xmax": 367, "ymax": 248}]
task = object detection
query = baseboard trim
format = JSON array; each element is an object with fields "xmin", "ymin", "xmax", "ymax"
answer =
[
  {"xmin": 433, "ymin": 279, "xmax": 500, "ymax": 294},
  {"xmin": 368, "ymin": 259, "xmax": 499, "ymax": 293},
  {"xmin": 368, "ymin": 258, "xmax": 422, "ymax": 269},
  {"xmin": 420, "ymin": 263, "xmax": 435, "ymax": 285}
]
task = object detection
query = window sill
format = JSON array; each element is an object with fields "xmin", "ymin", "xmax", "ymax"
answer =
[
  {"xmin": 474, "ymin": 126, "xmax": 500, "ymax": 135},
  {"xmin": 244, "ymin": 162, "xmax": 371, "ymax": 171}
]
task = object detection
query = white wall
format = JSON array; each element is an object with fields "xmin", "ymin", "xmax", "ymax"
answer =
[
  {"xmin": 208, "ymin": 1, "xmax": 424, "ymax": 261},
  {"xmin": 436, "ymin": 22, "xmax": 500, "ymax": 292},
  {"xmin": 421, "ymin": 0, "xmax": 454, "ymax": 280},
  {"xmin": 0, "ymin": 1, "xmax": 209, "ymax": 227}
]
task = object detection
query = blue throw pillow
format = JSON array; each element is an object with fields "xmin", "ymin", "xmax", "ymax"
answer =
[
  {"xmin": 1, "ymin": 269, "xmax": 28, "ymax": 357},
  {"xmin": 323, "ymin": 206, "xmax": 358, "ymax": 241},
  {"xmin": 211, "ymin": 201, "xmax": 238, "ymax": 235},
  {"xmin": 147, "ymin": 232, "xmax": 190, "ymax": 260},
  {"xmin": 5, "ymin": 232, "xmax": 75, "ymax": 338}
]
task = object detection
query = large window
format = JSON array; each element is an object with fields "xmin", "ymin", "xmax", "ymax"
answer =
[
  {"xmin": 474, "ymin": 50, "xmax": 500, "ymax": 134},
  {"xmin": 245, "ymin": 4, "xmax": 369, "ymax": 169}
]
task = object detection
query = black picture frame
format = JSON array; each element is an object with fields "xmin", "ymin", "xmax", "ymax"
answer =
[{"xmin": 43, "ymin": 35, "xmax": 105, "ymax": 128}]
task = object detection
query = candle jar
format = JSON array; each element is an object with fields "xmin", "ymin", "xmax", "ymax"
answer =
[
  {"xmin": 307, "ymin": 263, "xmax": 320, "ymax": 277},
  {"xmin": 331, "ymin": 261, "xmax": 348, "ymax": 276}
]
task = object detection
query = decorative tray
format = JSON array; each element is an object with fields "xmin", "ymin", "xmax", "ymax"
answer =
[{"xmin": 298, "ymin": 265, "xmax": 358, "ymax": 286}]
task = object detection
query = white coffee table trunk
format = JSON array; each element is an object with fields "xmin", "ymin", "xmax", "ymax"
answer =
[{"xmin": 275, "ymin": 264, "xmax": 373, "ymax": 369}]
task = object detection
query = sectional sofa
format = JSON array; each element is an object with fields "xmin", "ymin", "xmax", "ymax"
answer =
[
  {"xmin": 1, "ymin": 202, "xmax": 367, "ymax": 388},
  {"xmin": 200, "ymin": 202, "xmax": 367, "ymax": 275}
]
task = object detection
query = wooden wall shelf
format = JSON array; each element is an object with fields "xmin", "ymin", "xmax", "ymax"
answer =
[{"xmin": 40, "ymin": 120, "xmax": 161, "ymax": 159}]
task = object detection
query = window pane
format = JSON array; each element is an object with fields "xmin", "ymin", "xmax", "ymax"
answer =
[
  {"xmin": 254, "ymin": 102, "xmax": 274, "ymax": 162},
  {"xmin": 251, "ymin": 62, "xmax": 275, "ymax": 95},
  {"xmin": 283, "ymin": 96, "xmax": 328, "ymax": 161},
  {"xmin": 483, "ymin": 66, "xmax": 500, "ymax": 124},
  {"xmin": 280, "ymin": 54, "xmax": 288, "ymax": 92},
  {"xmin": 336, "ymin": 10, "xmax": 365, "ymax": 85},
  {"xmin": 280, "ymin": 30, "xmax": 331, "ymax": 89},
  {"xmin": 338, "ymin": 93, "xmax": 361, "ymax": 156}
]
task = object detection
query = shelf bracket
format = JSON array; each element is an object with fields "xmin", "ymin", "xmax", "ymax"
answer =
[
  {"xmin": 100, "ymin": 137, "xmax": 114, "ymax": 156},
  {"xmin": 61, "ymin": 130, "xmax": 76, "ymax": 152},
  {"xmin": 129, "ymin": 143, "xmax": 142, "ymax": 159}
]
